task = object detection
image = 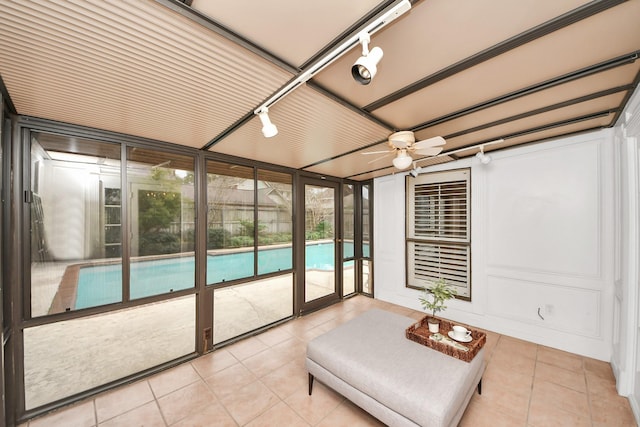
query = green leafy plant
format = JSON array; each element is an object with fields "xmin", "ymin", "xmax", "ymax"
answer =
[{"xmin": 419, "ymin": 278, "xmax": 457, "ymax": 320}]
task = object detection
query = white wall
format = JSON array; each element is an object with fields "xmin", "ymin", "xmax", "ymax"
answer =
[
  {"xmin": 611, "ymin": 84, "xmax": 640, "ymax": 416},
  {"xmin": 374, "ymin": 130, "xmax": 615, "ymax": 361}
]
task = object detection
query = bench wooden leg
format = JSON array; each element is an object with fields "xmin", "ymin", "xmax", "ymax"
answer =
[
  {"xmin": 477, "ymin": 378, "xmax": 482, "ymax": 395},
  {"xmin": 308, "ymin": 373, "xmax": 314, "ymax": 395}
]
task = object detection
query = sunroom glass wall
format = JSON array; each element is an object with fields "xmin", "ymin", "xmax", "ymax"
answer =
[
  {"xmin": 127, "ymin": 148, "xmax": 196, "ymax": 300},
  {"xmin": 343, "ymin": 184, "xmax": 355, "ymax": 296},
  {"xmin": 205, "ymin": 161, "xmax": 255, "ymax": 284},
  {"xmin": 30, "ymin": 133, "xmax": 122, "ymax": 316},
  {"xmin": 257, "ymin": 169, "xmax": 293, "ymax": 275}
]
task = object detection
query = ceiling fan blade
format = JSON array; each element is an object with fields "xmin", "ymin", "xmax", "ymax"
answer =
[
  {"xmin": 413, "ymin": 136, "xmax": 446, "ymax": 149},
  {"xmin": 361, "ymin": 150, "xmax": 392, "ymax": 155},
  {"xmin": 413, "ymin": 147, "xmax": 444, "ymax": 156},
  {"xmin": 367, "ymin": 153, "xmax": 392, "ymax": 164}
]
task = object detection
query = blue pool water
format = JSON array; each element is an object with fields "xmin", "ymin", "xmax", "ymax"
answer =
[{"xmin": 75, "ymin": 242, "xmax": 356, "ymax": 309}]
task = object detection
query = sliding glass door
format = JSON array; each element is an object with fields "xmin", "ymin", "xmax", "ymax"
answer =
[{"xmin": 298, "ymin": 178, "xmax": 340, "ymax": 313}]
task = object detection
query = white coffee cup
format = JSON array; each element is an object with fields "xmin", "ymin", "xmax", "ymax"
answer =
[{"xmin": 452, "ymin": 325, "xmax": 471, "ymax": 340}]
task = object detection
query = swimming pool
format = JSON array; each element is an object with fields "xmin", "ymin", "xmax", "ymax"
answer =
[{"xmin": 75, "ymin": 242, "xmax": 354, "ymax": 309}]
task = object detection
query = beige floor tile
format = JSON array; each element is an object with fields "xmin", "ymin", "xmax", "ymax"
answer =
[
  {"xmin": 97, "ymin": 401, "xmax": 165, "ymax": 427},
  {"xmin": 586, "ymin": 370, "xmax": 619, "ymax": 397},
  {"xmin": 481, "ymin": 330, "xmax": 500, "ymax": 360},
  {"xmin": 475, "ymin": 374, "xmax": 530, "ymax": 419},
  {"xmin": 204, "ymin": 362, "xmax": 257, "ymax": 400},
  {"xmin": 271, "ymin": 337, "xmax": 306, "ymax": 359},
  {"xmin": 305, "ymin": 307, "xmax": 343, "ymax": 327},
  {"xmin": 242, "ymin": 346, "xmax": 290, "ymax": 378},
  {"xmin": 590, "ymin": 392, "xmax": 637, "ymax": 426},
  {"xmin": 170, "ymin": 400, "xmax": 237, "ymax": 427},
  {"xmin": 148, "ymin": 363, "xmax": 201, "ymax": 398},
  {"xmin": 261, "ymin": 359, "xmax": 308, "ymax": 400},
  {"xmin": 315, "ymin": 400, "xmax": 384, "ymax": 427},
  {"xmin": 156, "ymin": 380, "xmax": 216, "ymax": 425},
  {"xmin": 225, "ymin": 336, "xmax": 269, "ymax": 361},
  {"xmin": 286, "ymin": 382, "xmax": 344, "ymax": 425},
  {"xmin": 95, "ymin": 381, "xmax": 154, "ymax": 423},
  {"xmin": 219, "ymin": 380, "xmax": 279, "ymax": 425},
  {"xmin": 488, "ymin": 347, "xmax": 537, "ymax": 377},
  {"xmin": 29, "ymin": 400, "xmax": 95, "ymax": 427},
  {"xmin": 531, "ymin": 378, "xmax": 590, "ymax": 417},
  {"xmin": 459, "ymin": 399, "xmax": 527, "ymax": 427},
  {"xmin": 245, "ymin": 401, "xmax": 309, "ymax": 427},
  {"xmin": 537, "ymin": 346, "xmax": 584, "ymax": 373},
  {"xmin": 484, "ymin": 362, "xmax": 534, "ymax": 396},
  {"xmin": 255, "ymin": 325, "xmax": 293, "ymax": 347},
  {"xmin": 278, "ymin": 317, "xmax": 319, "ymax": 339},
  {"xmin": 534, "ymin": 361, "xmax": 586, "ymax": 393},
  {"xmin": 584, "ymin": 357, "xmax": 616, "ymax": 381},
  {"xmin": 22, "ymin": 296, "xmax": 639, "ymax": 427},
  {"xmin": 495, "ymin": 336, "xmax": 538, "ymax": 360},
  {"xmin": 527, "ymin": 398, "xmax": 591, "ymax": 427},
  {"xmin": 190, "ymin": 348, "xmax": 238, "ymax": 379},
  {"xmin": 295, "ymin": 324, "xmax": 332, "ymax": 343}
]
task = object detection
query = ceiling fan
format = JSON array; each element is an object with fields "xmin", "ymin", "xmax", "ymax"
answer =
[{"xmin": 362, "ymin": 131, "xmax": 446, "ymax": 169}]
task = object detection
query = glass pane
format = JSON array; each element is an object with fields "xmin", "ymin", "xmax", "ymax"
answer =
[
  {"xmin": 343, "ymin": 184, "xmax": 354, "ymax": 259},
  {"xmin": 305, "ymin": 184, "xmax": 335, "ymax": 302},
  {"xmin": 24, "ymin": 296, "xmax": 195, "ymax": 409},
  {"xmin": 362, "ymin": 184, "xmax": 371, "ymax": 258},
  {"xmin": 257, "ymin": 170, "xmax": 293, "ymax": 275},
  {"xmin": 213, "ymin": 275, "xmax": 293, "ymax": 344},
  {"xmin": 362, "ymin": 260, "xmax": 372, "ymax": 294},
  {"xmin": 30, "ymin": 133, "xmax": 122, "ymax": 316},
  {"xmin": 206, "ymin": 161, "xmax": 255, "ymax": 284},
  {"xmin": 128, "ymin": 147, "xmax": 195, "ymax": 299},
  {"xmin": 343, "ymin": 261, "xmax": 355, "ymax": 296}
]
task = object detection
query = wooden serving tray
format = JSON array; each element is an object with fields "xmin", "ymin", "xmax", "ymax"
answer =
[{"xmin": 406, "ymin": 316, "xmax": 486, "ymax": 362}]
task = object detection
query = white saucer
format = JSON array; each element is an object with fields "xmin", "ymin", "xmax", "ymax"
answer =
[{"xmin": 448, "ymin": 331, "xmax": 472, "ymax": 343}]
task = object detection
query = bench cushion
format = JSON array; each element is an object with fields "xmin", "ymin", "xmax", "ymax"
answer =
[{"xmin": 306, "ymin": 309, "xmax": 484, "ymax": 427}]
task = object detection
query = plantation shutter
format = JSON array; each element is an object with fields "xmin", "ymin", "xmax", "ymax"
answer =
[{"xmin": 406, "ymin": 169, "xmax": 470, "ymax": 299}]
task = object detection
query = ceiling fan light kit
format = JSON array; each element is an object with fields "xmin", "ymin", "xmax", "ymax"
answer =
[
  {"xmin": 392, "ymin": 149, "xmax": 413, "ymax": 169},
  {"xmin": 363, "ymin": 130, "xmax": 446, "ymax": 169}
]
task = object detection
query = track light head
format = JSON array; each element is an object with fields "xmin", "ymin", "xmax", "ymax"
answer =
[
  {"xmin": 352, "ymin": 33, "xmax": 384, "ymax": 85},
  {"xmin": 257, "ymin": 108, "xmax": 278, "ymax": 138},
  {"xmin": 409, "ymin": 165, "xmax": 422, "ymax": 178},
  {"xmin": 392, "ymin": 149, "xmax": 413, "ymax": 170},
  {"xmin": 475, "ymin": 146, "xmax": 491, "ymax": 164}
]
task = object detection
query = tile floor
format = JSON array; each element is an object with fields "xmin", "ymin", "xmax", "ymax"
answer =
[{"xmin": 21, "ymin": 295, "xmax": 637, "ymax": 427}]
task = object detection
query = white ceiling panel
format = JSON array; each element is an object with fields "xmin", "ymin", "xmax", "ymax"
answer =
[
  {"xmin": 312, "ymin": 0, "xmax": 591, "ymax": 107},
  {"xmin": 1, "ymin": 0, "xmax": 638, "ymax": 179},
  {"xmin": 0, "ymin": 0, "xmax": 292, "ymax": 148},
  {"xmin": 210, "ymin": 84, "xmax": 390, "ymax": 170},
  {"xmin": 190, "ymin": 0, "xmax": 383, "ymax": 67},
  {"xmin": 417, "ymin": 61, "xmax": 640, "ymax": 142},
  {"xmin": 372, "ymin": 0, "xmax": 640, "ymax": 129}
]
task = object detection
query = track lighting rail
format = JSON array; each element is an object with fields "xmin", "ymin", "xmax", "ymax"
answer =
[{"xmin": 253, "ymin": 0, "xmax": 411, "ymax": 115}]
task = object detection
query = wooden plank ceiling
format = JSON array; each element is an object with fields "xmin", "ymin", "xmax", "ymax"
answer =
[{"xmin": 1, "ymin": 0, "xmax": 639, "ymax": 180}]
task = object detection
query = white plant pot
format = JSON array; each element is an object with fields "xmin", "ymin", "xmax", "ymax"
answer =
[{"xmin": 427, "ymin": 321, "xmax": 439, "ymax": 334}]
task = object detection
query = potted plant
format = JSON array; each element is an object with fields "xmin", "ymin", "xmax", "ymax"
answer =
[{"xmin": 419, "ymin": 278, "xmax": 457, "ymax": 333}]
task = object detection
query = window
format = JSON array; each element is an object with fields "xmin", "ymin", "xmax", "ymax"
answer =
[
  {"xmin": 406, "ymin": 169, "xmax": 470, "ymax": 299},
  {"xmin": 205, "ymin": 161, "xmax": 293, "ymax": 284},
  {"xmin": 127, "ymin": 147, "xmax": 196, "ymax": 300},
  {"xmin": 30, "ymin": 133, "xmax": 123, "ymax": 315}
]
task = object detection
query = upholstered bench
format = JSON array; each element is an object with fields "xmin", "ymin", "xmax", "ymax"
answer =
[{"xmin": 306, "ymin": 309, "xmax": 485, "ymax": 427}]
